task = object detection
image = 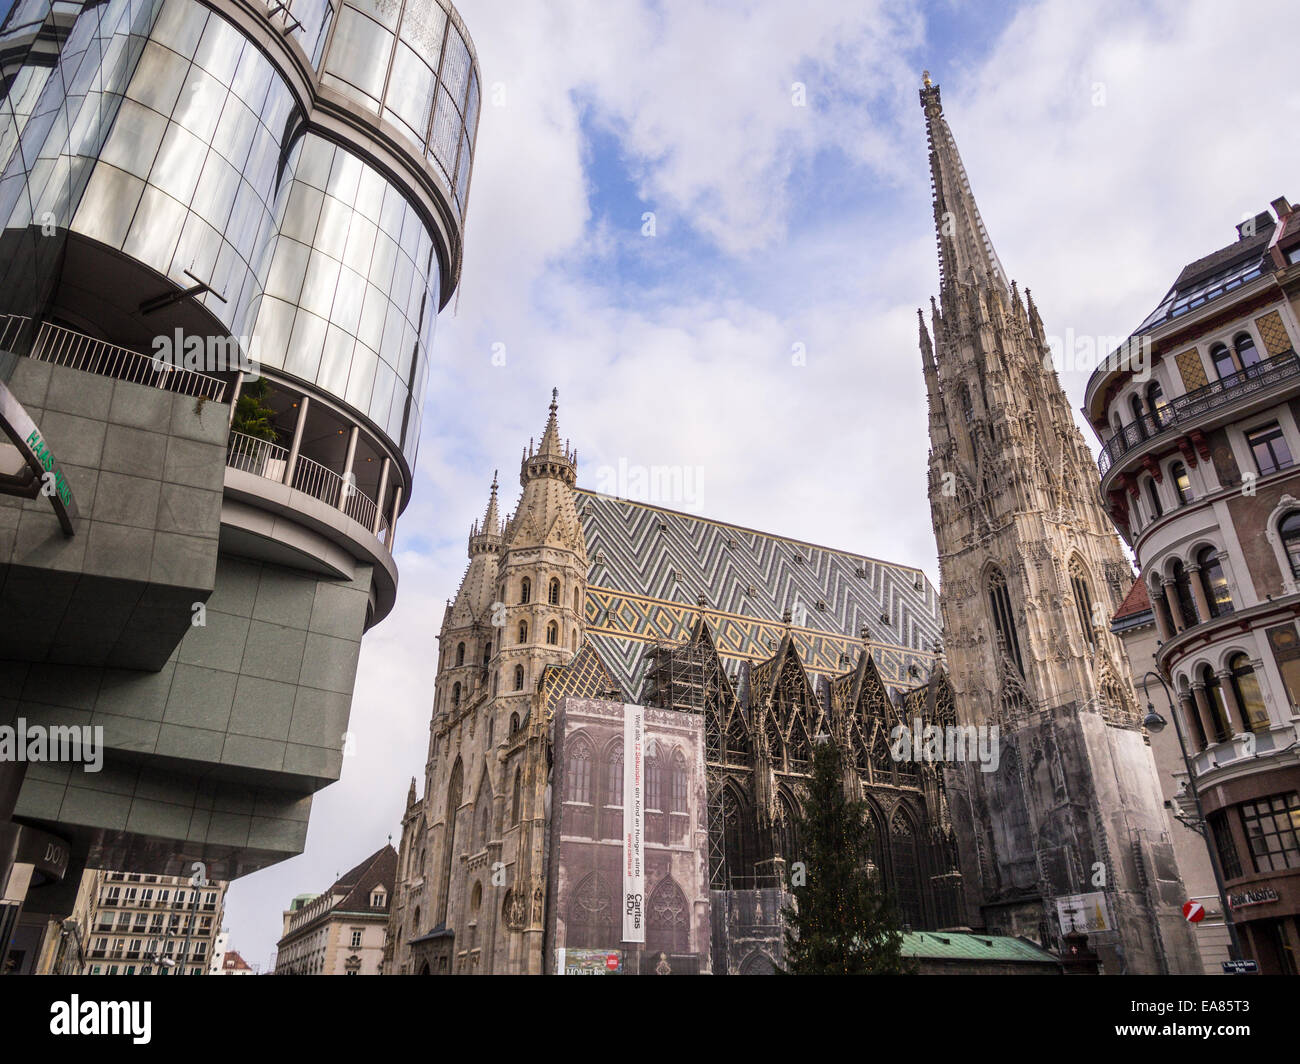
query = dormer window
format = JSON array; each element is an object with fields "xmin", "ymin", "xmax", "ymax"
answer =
[{"xmin": 371, "ymin": 889, "xmax": 386, "ymax": 908}]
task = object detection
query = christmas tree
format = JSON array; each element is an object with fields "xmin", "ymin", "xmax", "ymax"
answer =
[{"xmin": 782, "ymin": 737, "xmax": 912, "ymax": 974}]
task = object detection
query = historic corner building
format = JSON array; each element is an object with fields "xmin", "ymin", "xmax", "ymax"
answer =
[
  {"xmin": 915, "ymin": 78, "xmax": 1199, "ymax": 974},
  {"xmin": 1088, "ymin": 196, "xmax": 1300, "ymax": 974},
  {"xmin": 387, "ymin": 393, "xmax": 969, "ymax": 975},
  {"xmin": 0, "ymin": 0, "xmax": 480, "ymax": 952}
]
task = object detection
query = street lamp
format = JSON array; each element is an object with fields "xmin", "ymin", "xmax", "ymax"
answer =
[{"xmin": 1140, "ymin": 669, "xmax": 1244, "ymax": 963}]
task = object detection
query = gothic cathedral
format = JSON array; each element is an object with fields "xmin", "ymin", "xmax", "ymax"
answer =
[{"xmin": 918, "ymin": 77, "xmax": 1197, "ymax": 973}]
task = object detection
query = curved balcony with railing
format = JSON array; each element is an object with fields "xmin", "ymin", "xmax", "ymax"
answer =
[
  {"xmin": 1098, "ymin": 349, "xmax": 1300, "ymax": 484},
  {"xmin": 226, "ymin": 431, "xmax": 390, "ymax": 541}
]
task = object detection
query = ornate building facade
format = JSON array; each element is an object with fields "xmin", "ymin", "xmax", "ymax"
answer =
[
  {"xmin": 917, "ymin": 77, "xmax": 1198, "ymax": 973},
  {"xmin": 386, "ymin": 393, "xmax": 967, "ymax": 975}
]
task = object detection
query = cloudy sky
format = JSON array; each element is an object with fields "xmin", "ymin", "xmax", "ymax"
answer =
[{"xmin": 219, "ymin": 0, "xmax": 1300, "ymax": 969}]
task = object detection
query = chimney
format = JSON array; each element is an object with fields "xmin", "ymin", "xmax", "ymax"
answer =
[{"xmin": 1272, "ymin": 196, "xmax": 1292, "ymax": 219}]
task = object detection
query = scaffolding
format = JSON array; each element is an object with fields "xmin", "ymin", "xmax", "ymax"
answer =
[{"xmin": 642, "ymin": 632, "xmax": 729, "ymax": 891}]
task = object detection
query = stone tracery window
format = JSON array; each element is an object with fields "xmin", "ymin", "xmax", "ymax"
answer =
[
  {"xmin": 646, "ymin": 877, "xmax": 689, "ymax": 955},
  {"xmin": 987, "ymin": 567, "xmax": 1023, "ymax": 674},
  {"xmin": 520, "ymin": 577, "xmax": 530, "ymax": 604},
  {"xmin": 548, "ymin": 577, "xmax": 560, "ymax": 604},
  {"xmin": 567, "ymin": 872, "xmax": 614, "ymax": 948},
  {"xmin": 567, "ymin": 736, "xmax": 592, "ymax": 804},
  {"xmin": 1069, "ymin": 557, "xmax": 1096, "ymax": 650}
]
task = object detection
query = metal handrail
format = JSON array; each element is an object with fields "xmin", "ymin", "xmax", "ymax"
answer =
[
  {"xmin": 1099, "ymin": 350, "xmax": 1300, "ymax": 475},
  {"xmin": 28, "ymin": 320, "xmax": 227, "ymax": 402},
  {"xmin": 228, "ymin": 431, "xmax": 384, "ymax": 538}
]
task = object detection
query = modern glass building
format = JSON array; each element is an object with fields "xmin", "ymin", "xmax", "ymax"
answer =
[{"xmin": 0, "ymin": 0, "xmax": 479, "ymax": 953}]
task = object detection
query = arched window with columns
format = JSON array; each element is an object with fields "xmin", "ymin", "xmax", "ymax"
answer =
[
  {"xmin": 1170, "ymin": 559, "xmax": 1198, "ymax": 627},
  {"xmin": 1196, "ymin": 546, "xmax": 1232, "ymax": 618},
  {"xmin": 548, "ymin": 578, "xmax": 560, "ymax": 605},
  {"xmin": 518, "ymin": 620, "xmax": 528, "ymax": 644},
  {"xmin": 1200, "ymin": 664, "xmax": 1230, "ymax": 743},
  {"xmin": 1228, "ymin": 653, "xmax": 1267, "ymax": 732}
]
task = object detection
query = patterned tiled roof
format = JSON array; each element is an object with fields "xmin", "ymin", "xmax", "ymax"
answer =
[{"xmin": 577, "ymin": 490, "xmax": 942, "ymax": 696}]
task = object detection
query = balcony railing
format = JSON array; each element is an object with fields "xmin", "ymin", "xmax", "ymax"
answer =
[
  {"xmin": 227, "ymin": 430, "xmax": 387, "ymax": 541},
  {"xmin": 27, "ymin": 320, "xmax": 227, "ymax": 402},
  {"xmin": 1098, "ymin": 350, "xmax": 1300, "ymax": 476}
]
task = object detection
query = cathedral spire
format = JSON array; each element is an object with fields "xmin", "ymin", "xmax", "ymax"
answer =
[
  {"xmin": 920, "ymin": 75, "xmax": 1010, "ymax": 298},
  {"xmin": 469, "ymin": 471, "xmax": 502, "ymax": 555},
  {"xmin": 522, "ymin": 387, "xmax": 577, "ymax": 486}
]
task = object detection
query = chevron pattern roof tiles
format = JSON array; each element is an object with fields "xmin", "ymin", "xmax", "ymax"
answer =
[{"xmin": 575, "ymin": 490, "xmax": 942, "ymax": 695}]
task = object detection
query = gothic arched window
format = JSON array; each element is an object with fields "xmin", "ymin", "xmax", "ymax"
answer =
[
  {"xmin": 483, "ymin": 641, "xmax": 492, "ymax": 665},
  {"xmin": 987, "ymin": 567, "xmax": 1024, "ymax": 674},
  {"xmin": 1069, "ymin": 558, "xmax": 1095, "ymax": 650},
  {"xmin": 573, "ymin": 587, "xmax": 581, "ymax": 613},
  {"xmin": 669, "ymin": 749, "xmax": 687, "ymax": 813},
  {"xmin": 606, "ymin": 740, "xmax": 623, "ymax": 807},
  {"xmin": 511, "ymin": 768, "xmax": 521, "ymax": 825},
  {"xmin": 473, "ymin": 776, "xmax": 493, "ymax": 849},
  {"xmin": 1228, "ymin": 653, "xmax": 1266, "ymax": 731},
  {"xmin": 1280, "ymin": 511, "xmax": 1300, "ymax": 579},
  {"xmin": 890, "ymin": 810, "xmax": 923, "ymax": 930},
  {"xmin": 548, "ymin": 578, "xmax": 560, "ymax": 605},
  {"xmin": 518, "ymin": 620, "xmax": 528, "ymax": 644},
  {"xmin": 546, "ymin": 621, "xmax": 559, "ymax": 645},
  {"xmin": 567, "ymin": 737, "xmax": 592, "ymax": 804},
  {"xmin": 567, "ymin": 872, "xmax": 614, "ymax": 949},
  {"xmin": 775, "ymin": 792, "xmax": 799, "ymax": 863},
  {"xmin": 646, "ymin": 745, "xmax": 662, "ymax": 811},
  {"xmin": 451, "ymin": 682, "xmax": 461, "ymax": 710},
  {"xmin": 513, "ymin": 665, "xmax": 524, "ymax": 691},
  {"xmin": 455, "ymin": 642, "xmax": 465, "ymax": 667},
  {"xmin": 1197, "ymin": 546, "xmax": 1232, "ymax": 618},
  {"xmin": 719, "ymin": 783, "xmax": 755, "ymax": 888},
  {"xmin": 519, "ymin": 577, "xmax": 530, "ymax": 604},
  {"xmin": 509, "ymin": 711, "xmax": 519, "ymax": 733},
  {"xmin": 436, "ymin": 759, "xmax": 463, "ymax": 924},
  {"xmin": 646, "ymin": 877, "xmax": 689, "ymax": 955}
]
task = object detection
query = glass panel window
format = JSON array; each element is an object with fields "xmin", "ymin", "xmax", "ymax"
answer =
[
  {"xmin": 1239, "ymin": 792, "xmax": 1300, "ymax": 873},
  {"xmin": 1280, "ymin": 512, "xmax": 1300, "ymax": 579},
  {"xmin": 324, "ymin": 8, "xmax": 393, "ymax": 103},
  {"xmin": 1211, "ymin": 343, "xmax": 1236, "ymax": 379},
  {"xmin": 1246, "ymin": 422, "xmax": 1294, "ymax": 477},
  {"xmin": 1234, "ymin": 333, "xmax": 1260, "ymax": 369},
  {"xmin": 1171, "ymin": 461, "xmax": 1192, "ymax": 505},
  {"xmin": 385, "ymin": 44, "xmax": 436, "ymax": 145}
]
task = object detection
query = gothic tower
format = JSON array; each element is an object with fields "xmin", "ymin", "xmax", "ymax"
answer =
[
  {"xmin": 917, "ymin": 76, "xmax": 1198, "ymax": 973},
  {"xmin": 388, "ymin": 391, "xmax": 588, "ymax": 974}
]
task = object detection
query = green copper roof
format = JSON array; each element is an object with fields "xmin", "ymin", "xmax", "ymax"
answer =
[{"xmin": 901, "ymin": 931, "xmax": 1058, "ymax": 963}]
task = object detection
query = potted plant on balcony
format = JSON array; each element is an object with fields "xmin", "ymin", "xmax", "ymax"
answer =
[{"xmin": 230, "ymin": 377, "xmax": 285, "ymax": 481}]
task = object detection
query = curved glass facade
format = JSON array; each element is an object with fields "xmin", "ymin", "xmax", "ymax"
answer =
[
  {"xmin": 249, "ymin": 131, "xmax": 438, "ymax": 464},
  {"xmin": 0, "ymin": 0, "xmax": 470, "ymax": 470},
  {"xmin": 317, "ymin": 0, "xmax": 478, "ymax": 219}
]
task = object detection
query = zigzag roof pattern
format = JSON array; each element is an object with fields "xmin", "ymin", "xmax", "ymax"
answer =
[{"xmin": 576, "ymin": 489, "xmax": 942, "ymax": 695}]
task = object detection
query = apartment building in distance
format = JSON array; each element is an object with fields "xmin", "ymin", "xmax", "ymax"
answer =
[
  {"xmin": 1087, "ymin": 197, "xmax": 1300, "ymax": 975},
  {"xmin": 275, "ymin": 844, "xmax": 394, "ymax": 975},
  {"xmin": 27, "ymin": 868, "xmax": 228, "ymax": 975}
]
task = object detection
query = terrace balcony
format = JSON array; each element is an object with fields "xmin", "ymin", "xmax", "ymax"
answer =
[
  {"xmin": 1, "ymin": 315, "xmax": 406, "ymax": 611},
  {"xmin": 1098, "ymin": 349, "xmax": 1300, "ymax": 481}
]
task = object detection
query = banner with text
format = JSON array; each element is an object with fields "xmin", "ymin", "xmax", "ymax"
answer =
[{"xmin": 622, "ymin": 704, "xmax": 645, "ymax": 943}]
